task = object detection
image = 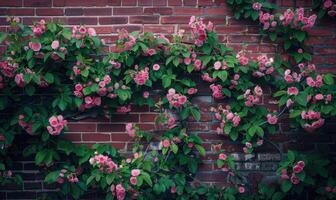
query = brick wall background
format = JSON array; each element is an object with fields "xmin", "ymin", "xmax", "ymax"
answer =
[{"xmin": 0, "ymin": 0, "xmax": 336, "ymax": 199}]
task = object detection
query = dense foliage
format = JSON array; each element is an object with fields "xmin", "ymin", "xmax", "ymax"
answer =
[{"xmin": 0, "ymin": 3, "xmax": 335, "ymax": 200}]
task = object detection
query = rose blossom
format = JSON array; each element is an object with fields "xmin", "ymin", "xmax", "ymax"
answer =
[
  {"xmin": 213, "ymin": 61, "xmax": 222, "ymax": 70},
  {"xmin": 287, "ymin": 87, "xmax": 299, "ymax": 96},
  {"xmin": 153, "ymin": 64, "xmax": 160, "ymax": 71},
  {"xmin": 51, "ymin": 40, "xmax": 59, "ymax": 49},
  {"xmin": 219, "ymin": 153, "xmax": 227, "ymax": 160},
  {"xmin": 267, "ymin": 114, "xmax": 278, "ymax": 125},
  {"xmin": 131, "ymin": 169, "xmax": 141, "ymax": 177},
  {"xmin": 29, "ymin": 42, "xmax": 42, "ymax": 51},
  {"xmin": 87, "ymin": 28, "xmax": 96, "ymax": 37},
  {"xmin": 162, "ymin": 139, "xmax": 170, "ymax": 148},
  {"xmin": 130, "ymin": 177, "xmax": 137, "ymax": 185},
  {"xmin": 238, "ymin": 186, "xmax": 245, "ymax": 193},
  {"xmin": 290, "ymin": 175, "xmax": 300, "ymax": 185}
]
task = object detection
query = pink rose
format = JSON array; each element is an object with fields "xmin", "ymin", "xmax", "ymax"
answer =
[
  {"xmin": 171, "ymin": 186, "xmax": 177, "ymax": 193},
  {"xmin": 287, "ymin": 87, "xmax": 299, "ymax": 96},
  {"xmin": 131, "ymin": 169, "xmax": 140, "ymax": 177},
  {"xmin": 187, "ymin": 88, "xmax": 197, "ymax": 95},
  {"xmin": 143, "ymin": 91, "xmax": 150, "ymax": 98},
  {"xmin": 162, "ymin": 139, "xmax": 170, "ymax": 148},
  {"xmin": 238, "ymin": 186, "xmax": 245, "ymax": 193},
  {"xmin": 290, "ymin": 175, "xmax": 300, "ymax": 185},
  {"xmin": 219, "ymin": 153, "xmax": 227, "ymax": 160},
  {"xmin": 324, "ymin": 0, "xmax": 333, "ymax": 9},
  {"xmin": 49, "ymin": 116, "xmax": 59, "ymax": 127},
  {"xmin": 252, "ymin": 2, "xmax": 262, "ymax": 10},
  {"xmin": 293, "ymin": 165, "xmax": 303, "ymax": 174},
  {"xmin": 87, "ymin": 28, "xmax": 96, "ymax": 37},
  {"xmin": 153, "ymin": 64, "xmax": 160, "ymax": 71},
  {"xmin": 315, "ymin": 94, "xmax": 323, "ymax": 100},
  {"xmin": 213, "ymin": 61, "xmax": 221, "ymax": 70},
  {"xmin": 51, "ymin": 40, "xmax": 59, "ymax": 49},
  {"xmin": 297, "ymin": 160, "xmax": 305, "ymax": 168},
  {"xmin": 267, "ymin": 114, "xmax": 278, "ymax": 125},
  {"xmin": 75, "ymin": 84, "xmax": 83, "ymax": 91},
  {"xmin": 130, "ymin": 177, "xmax": 137, "ymax": 185},
  {"xmin": 184, "ymin": 58, "xmax": 191, "ymax": 65},
  {"xmin": 29, "ymin": 42, "xmax": 42, "ymax": 51},
  {"xmin": 79, "ymin": 26, "xmax": 87, "ymax": 34}
]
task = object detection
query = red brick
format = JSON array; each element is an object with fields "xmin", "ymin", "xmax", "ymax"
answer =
[
  {"xmin": 153, "ymin": 0, "xmax": 166, "ymax": 6},
  {"xmin": 111, "ymin": 133, "xmax": 133, "ymax": 141},
  {"xmin": 112, "ymin": 25, "xmax": 142, "ymax": 33},
  {"xmin": 315, "ymin": 48, "xmax": 336, "ymax": 54},
  {"xmin": 121, "ymin": 0, "xmax": 137, "ymax": 6},
  {"xmin": 143, "ymin": 25, "xmax": 175, "ymax": 33},
  {"xmin": 204, "ymin": 7, "xmax": 230, "ymax": 16},
  {"xmin": 168, "ymin": 0, "xmax": 181, "ymax": 6},
  {"xmin": 129, "ymin": 16, "xmax": 159, "ymax": 24},
  {"xmin": 0, "ymin": 9, "xmax": 34, "ymax": 16},
  {"xmin": 54, "ymin": 0, "xmax": 109, "ymax": 6},
  {"xmin": 99, "ymin": 17, "xmax": 128, "ymax": 25},
  {"xmin": 144, "ymin": 7, "xmax": 173, "ymax": 15},
  {"xmin": 24, "ymin": 0, "xmax": 52, "ymax": 7},
  {"xmin": 137, "ymin": 124, "xmax": 155, "ymax": 131},
  {"xmin": 183, "ymin": 0, "xmax": 196, "ymax": 6},
  {"xmin": 97, "ymin": 124, "xmax": 125, "ymax": 132},
  {"xmin": 215, "ymin": 26, "xmax": 246, "ymax": 34},
  {"xmin": 132, "ymin": 105, "xmax": 149, "ymax": 112},
  {"xmin": 36, "ymin": 9, "xmax": 64, "ymax": 16},
  {"xmin": 0, "ymin": 0, "xmax": 22, "ymax": 7},
  {"xmin": 22, "ymin": 17, "xmax": 52, "ymax": 25},
  {"xmin": 140, "ymin": 114, "xmax": 157, "ymax": 122},
  {"xmin": 61, "ymin": 133, "xmax": 82, "ymax": 141},
  {"xmin": 113, "ymin": 7, "xmax": 143, "ymax": 15},
  {"xmin": 161, "ymin": 16, "xmax": 190, "ymax": 24},
  {"xmin": 67, "ymin": 17, "xmax": 98, "ymax": 25},
  {"xmin": 110, "ymin": 142, "xmax": 126, "ymax": 149},
  {"xmin": 65, "ymin": 8, "xmax": 83, "ymax": 16},
  {"xmin": 108, "ymin": 0, "xmax": 121, "ymax": 6},
  {"xmin": 198, "ymin": 0, "xmax": 213, "ymax": 6},
  {"xmin": 110, "ymin": 114, "xmax": 139, "ymax": 122},
  {"xmin": 94, "ymin": 26, "xmax": 113, "ymax": 34},
  {"xmin": 138, "ymin": 0, "xmax": 152, "ymax": 6},
  {"xmin": 173, "ymin": 8, "xmax": 203, "ymax": 15},
  {"xmin": 84, "ymin": 8, "xmax": 112, "ymax": 16},
  {"xmin": 82, "ymin": 133, "xmax": 110, "ymax": 141},
  {"xmin": 67, "ymin": 123, "xmax": 97, "ymax": 132}
]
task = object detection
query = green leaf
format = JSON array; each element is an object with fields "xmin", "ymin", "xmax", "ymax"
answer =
[
  {"xmin": 62, "ymin": 28, "xmax": 72, "ymax": 40},
  {"xmin": 47, "ymin": 23, "xmax": 57, "ymax": 32},
  {"xmin": 162, "ymin": 75, "xmax": 171, "ymax": 88},
  {"xmin": 187, "ymin": 65, "xmax": 194, "ymax": 73},
  {"xmin": 217, "ymin": 71, "xmax": 228, "ymax": 82},
  {"xmin": 287, "ymin": 150, "xmax": 295, "ymax": 163},
  {"xmin": 25, "ymin": 85, "xmax": 36, "ymax": 96},
  {"xmin": 35, "ymin": 150, "xmax": 47, "ymax": 165},
  {"xmin": 269, "ymin": 32, "xmax": 277, "ymax": 41},
  {"xmin": 44, "ymin": 171, "xmax": 60, "ymax": 184},
  {"xmin": 248, "ymin": 126, "xmax": 256, "ymax": 137},
  {"xmin": 180, "ymin": 107, "xmax": 190, "ymax": 120},
  {"xmin": 83, "ymin": 87, "xmax": 91, "ymax": 96},
  {"xmin": 0, "ymin": 32, "xmax": 7, "ymax": 44},
  {"xmin": 171, "ymin": 143, "xmax": 178, "ymax": 154},
  {"xmin": 272, "ymin": 192, "xmax": 285, "ymax": 200},
  {"xmin": 273, "ymin": 90, "xmax": 286, "ymax": 97},
  {"xmin": 142, "ymin": 172, "xmax": 153, "ymax": 187},
  {"xmin": 195, "ymin": 144, "xmax": 206, "ymax": 156},
  {"xmin": 294, "ymin": 31, "xmax": 305, "ymax": 42},
  {"xmin": 323, "ymin": 73, "xmax": 334, "ymax": 85},
  {"xmin": 190, "ymin": 107, "xmax": 201, "ymax": 121},
  {"xmin": 230, "ymin": 131, "xmax": 238, "ymax": 141},
  {"xmin": 295, "ymin": 92, "xmax": 307, "ymax": 106},
  {"xmin": 281, "ymin": 180, "xmax": 292, "ymax": 192},
  {"xmin": 44, "ymin": 73, "xmax": 54, "ymax": 84}
]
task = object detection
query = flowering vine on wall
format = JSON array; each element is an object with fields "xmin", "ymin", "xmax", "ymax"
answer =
[{"xmin": 0, "ymin": 2, "xmax": 336, "ymax": 200}]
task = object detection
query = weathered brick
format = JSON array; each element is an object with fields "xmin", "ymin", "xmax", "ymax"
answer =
[
  {"xmin": 24, "ymin": 0, "xmax": 51, "ymax": 7},
  {"xmin": 129, "ymin": 16, "xmax": 159, "ymax": 24},
  {"xmin": 99, "ymin": 17, "xmax": 128, "ymax": 25},
  {"xmin": 144, "ymin": 7, "xmax": 173, "ymax": 15},
  {"xmin": 113, "ymin": 7, "xmax": 143, "ymax": 15},
  {"xmin": 36, "ymin": 8, "xmax": 64, "ymax": 16},
  {"xmin": 84, "ymin": 8, "xmax": 112, "ymax": 16}
]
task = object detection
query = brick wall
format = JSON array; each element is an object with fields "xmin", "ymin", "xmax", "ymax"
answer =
[{"xmin": 0, "ymin": 0, "xmax": 336, "ymax": 199}]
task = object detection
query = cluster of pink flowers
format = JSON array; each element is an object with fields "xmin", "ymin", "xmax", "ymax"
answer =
[
  {"xmin": 236, "ymin": 51, "xmax": 249, "ymax": 66},
  {"xmin": 57, "ymin": 169, "xmax": 79, "ymax": 184},
  {"xmin": 133, "ymin": 67, "xmax": 149, "ymax": 85},
  {"xmin": 14, "ymin": 73, "xmax": 24, "ymax": 87},
  {"xmin": 0, "ymin": 60, "xmax": 18, "ymax": 78},
  {"xmin": 18, "ymin": 114, "xmax": 33, "ymax": 135},
  {"xmin": 214, "ymin": 106, "xmax": 241, "ymax": 134},
  {"xmin": 47, "ymin": 115, "xmax": 68, "ymax": 135},
  {"xmin": 259, "ymin": 8, "xmax": 316, "ymax": 31},
  {"xmin": 313, "ymin": 93, "xmax": 332, "ymax": 104},
  {"xmin": 0, "ymin": 170, "xmax": 12, "ymax": 178},
  {"xmin": 325, "ymin": 185, "xmax": 336, "ymax": 193},
  {"xmin": 201, "ymin": 73, "xmax": 216, "ymax": 82},
  {"xmin": 243, "ymin": 86, "xmax": 263, "ymax": 107},
  {"xmin": 130, "ymin": 169, "xmax": 140, "ymax": 186},
  {"xmin": 253, "ymin": 55, "xmax": 274, "ymax": 77},
  {"xmin": 213, "ymin": 61, "xmax": 227, "ymax": 70},
  {"xmin": 118, "ymin": 29, "xmax": 136, "ymax": 50},
  {"xmin": 32, "ymin": 19, "xmax": 46, "ymax": 36},
  {"xmin": 306, "ymin": 75, "xmax": 323, "ymax": 88},
  {"xmin": 0, "ymin": 76, "xmax": 4, "ymax": 90},
  {"xmin": 72, "ymin": 61, "xmax": 87, "ymax": 76},
  {"xmin": 126, "ymin": 123, "xmax": 136, "ymax": 138},
  {"xmin": 323, "ymin": 0, "xmax": 336, "ymax": 17},
  {"xmin": 117, "ymin": 105, "xmax": 131, "ymax": 113},
  {"xmin": 284, "ymin": 69, "xmax": 301, "ymax": 83},
  {"xmin": 287, "ymin": 86, "xmax": 299, "ymax": 96},
  {"xmin": 301, "ymin": 110, "xmax": 325, "ymax": 132},
  {"xmin": 189, "ymin": 16, "xmax": 213, "ymax": 46},
  {"xmin": 281, "ymin": 161, "xmax": 305, "ymax": 185},
  {"xmin": 267, "ymin": 113, "xmax": 278, "ymax": 125},
  {"xmin": 210, "ymin": 84, "xmax": 224, "ymax": 99},
  {"xmin": 166, "ymin": 88, "xmax": 187, "ymax": 108},
  {"xmin": 72, "ymin": 26, "xmax": 96, "ymax": 39},
  {"xmin": 109, "ymin": 60, "xmax": 122, "ymax": 69},
  {"xmin": 111, "ymin": 184, "xmax": 126, "ymax": 200},
  {"xmin": 89, "ymin": 154, "xmax": 118, "ymax": 173},
  {"xmin": 229, "ymin": 74, "xmax": 240, "ymax": 89}
]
